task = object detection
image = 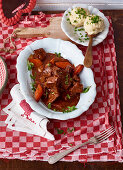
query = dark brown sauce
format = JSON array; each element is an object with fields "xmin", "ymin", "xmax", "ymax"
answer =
[{"xmin": 30, "ymin": 49, "xmax": 83, "ymax": 112}]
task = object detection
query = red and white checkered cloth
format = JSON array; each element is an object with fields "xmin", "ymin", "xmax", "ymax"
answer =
[
  {"xmin": 0, "ymin": 13, "xmax": 122, "ymax": 162},
  {"xmin": 0, "ymin": 57, "xmax": 7, "ymax": 89}
]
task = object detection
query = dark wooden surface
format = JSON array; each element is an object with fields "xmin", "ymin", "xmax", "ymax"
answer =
[{"xmin": 0, "ymin": 1, "xmax": 123, "ymax": 169}]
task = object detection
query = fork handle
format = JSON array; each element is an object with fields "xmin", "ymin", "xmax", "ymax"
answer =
[{"xmin": 48, "ymin": 141, "xmax": 90, "ymax": 164}]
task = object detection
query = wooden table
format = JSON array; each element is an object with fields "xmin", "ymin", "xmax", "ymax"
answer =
[{"xmin": 0, "ymin": 1, "xmax": 123, "ymax": 169}]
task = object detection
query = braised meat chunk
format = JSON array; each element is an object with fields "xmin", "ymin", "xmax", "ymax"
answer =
[
  {"xmin": 28, "ymin": 49, "xmax": 84, "ymax": 112},
  {"xmin": 61, "ymin": 73, "xmax": 72, "ymax": 90},
  {"xmin": 34, "ymin": 48, "xmax": 46, "ymax": 61},
  {"xmin": 70, "ymin": 82, "xmax": 83, "ymax": 95},
  {"xmin": 47, "ymin": 86, "xmax": 59, "ymax": 103},
  {"xmin": 45, "ymin": 76, "xmax": 59, "ymax": 88},
  {"xmin": 43, "ymin": 66, "xmax": 52, "ymax": 77}
]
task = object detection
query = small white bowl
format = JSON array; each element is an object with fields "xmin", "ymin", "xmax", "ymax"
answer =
[
  {"xmin": 61, "ymin": 4, "xmax": 109, "ymax": 46},
  {"xmin": 16, "ymin": 38, "xmax": 96, "ymax": 120}
]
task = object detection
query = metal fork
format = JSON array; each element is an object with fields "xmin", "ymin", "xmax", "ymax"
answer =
[{"xmin": 48, "ymin": 126, "xmax": 115, "ymax": 164}]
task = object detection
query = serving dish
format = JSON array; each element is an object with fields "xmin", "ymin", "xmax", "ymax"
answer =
[
  {"xmin": 16, "ymin": 38, "xmax": 96, "ymax": 120},
  {"xmin": 0, "ymin": 56, "xmax": 8, "ymax": 94},
  {"xmin": 61, "ymin": 4, "xmax": 109, "ymax": 46}
]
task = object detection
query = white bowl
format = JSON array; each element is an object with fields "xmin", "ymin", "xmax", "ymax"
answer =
[
  {"xmin": 16, "ymin": 38, "xmax": 96, "ymax": 120},
  {"xmin": 61, "ymin": 4, "xmax": 109, "ymax": 46}
]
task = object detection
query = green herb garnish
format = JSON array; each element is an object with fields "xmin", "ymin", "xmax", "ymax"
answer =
[
  {"xmin": 80, "ymin": 33, "xmax": 83, "ymax": 37},
  {"xmin": 78, "ymin": 28, "xmax": 85, "ymax": 31},
  {"xmin": 48, "ymin": 103, "xmax": 51, "ymax": 109},
  {"xmin": 75, "ymin": 8, "xmax": 87, "ymax": 18},
  {"xmin": 56, "ymin": 128, "xmax": 64, "ymax": 134},
  {"xmin": 84, "ymin": 33, "xmax": 89, "ymax": 40},
  {"xmin": 67, "ymin": 127, "xmax": 74, "ymax": 133},
  {"xmin": 67, "ymin": 94, "xmax": 71, "ymax": 99},
  {"xmin": 91, "ymin": 15, "xmax": 100, "ymax": 23},
  {"xmin": 45, "ymin": 89, "xmax": 48, "ymax": 98},
  {"xmin": 30, "ymin": 74, "xmax": 35, "ymax": 80},
  {"xmin": 31, "ymin": 82, "xmax": 36, "ymax": 92},
  {"xmin": 70, "ymin": 78, "xmax": 73, "ymax": 81},
  {"xmin": 55, "ymin": 52, "xmax": 61, "ymax": 58},
  {"xmin": 65, "ymin": 81, "xmax": 68, "ymax": 85},
  {"xmin": 74, "ymin": 27, "xmax": 77, "ymax": 32},
  {"xmin": 79, "ymin": 38, "xmax": 84, "ymax": 42},
  {"xmin": 78, "ymin": 14, "xmax": 81, "ymax": 19},
  {"xmin": 47, "ymin": 63, "xmax": 51, "ymax": 67},
  {"xmin": 63, "ymin": 106, "xmax": 77, "ymax": 113},
  {"xmin": 84, "ymin": 37, "xmax": 89, "ymax": 40},
  {"xmin": 85, "ymin": 34, "xmax": 88, "ymax": 37},
  {"xmin": 27, "ymin": 60, "xmax": 34, "ymax": 71},
  {"xmin": 82, "ymin": 86, "xmax": 91, "ymax": 93},
  {"xmin": 69, "ymin": 143, "xmax": 73, "ymax": 146},
  {"xmin": 67, "ymin": 18, "xmax": 70, "ymax": 21},
  {"xmin": 65, "ymin": 74, "xmax": 69, "ymax": 85},
  {"xmin": 73, "ymin": 20, "xmax": 77, "ymax": 23},
  {"xmin": 68, "ymin": 12, "xmax": 71, "ymax": 15}
]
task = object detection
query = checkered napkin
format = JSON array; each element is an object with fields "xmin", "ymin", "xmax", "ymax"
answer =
[{"xmin": 0, "ymin": 13, "xmax": 122, "ymax": 162}]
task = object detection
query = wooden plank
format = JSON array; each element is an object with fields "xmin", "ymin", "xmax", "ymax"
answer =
[{"xmin": 16, "ymin": 17, "xmax": 69, "ymax": 41}]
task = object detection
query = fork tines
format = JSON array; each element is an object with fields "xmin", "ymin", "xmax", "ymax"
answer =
[{"xmin": 96, "ymin": 126, "xmax": 115, "ymax": 143}]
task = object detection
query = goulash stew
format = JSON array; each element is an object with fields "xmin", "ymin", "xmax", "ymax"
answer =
[{"xmin": 27, "ymin": 48, "xmax": 84, "ymax": 112}]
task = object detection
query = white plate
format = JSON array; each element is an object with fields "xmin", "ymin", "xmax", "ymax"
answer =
[
  {"xmin": 16, "ymin": 38, "xmax": 96, "ymax": 120},
  {"xmin": 61, "ymin": 4, "xmax": 109, "ymax": 46}
]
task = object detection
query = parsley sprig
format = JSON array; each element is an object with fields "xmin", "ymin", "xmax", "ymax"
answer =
[
  {"xmin": 67, "ymin": 127, "xmax": 74, "ymax": 133},
  {"xmin": 75, "ymin": 8, "xmax": 87, "ymax": 18},
  {"xmin": 67, "ymin": 94, "xmax": 71, "ymax": 99},
  {"xmin": 90, "ymin": 15, "xmax": 101, "ymax": 23},
  {"xmin": 56, "ymin": 128, "xmax": 65, "ymax": 134},
  {"xmin": 56, "ymin": 127, "xmax": 75, "ymax": 135},
  {"xmin": 30, "ymin": 74, "xmax": 35, "ymax": 80},
  {"xmin": 55, "ymin": 52, "xmax": 61, "ymax": 58},
  {"xmin": 27, "ymin": 60, "xmax": 34, "ymax": 71},
  {"xmin": 45, "ymin": 89, "xmax": 48, "ymax": 98},
  {"xmin": 82, "ymin": 86, "xmax": 91, "ymax": 93},
  {"xmin": 31, "ymin": 82, "xmax": 36, "ymax": 92},
  {"xmin": 63, "ymin": 106, "xmax": 77, "ymax": 113},
  {"xmin": 48, "ymin": 103, "xmax": 51, "ymax": 109},
  {"xmin": 65, "ymin": 74, "xmax": 69, "ymax": 85}
]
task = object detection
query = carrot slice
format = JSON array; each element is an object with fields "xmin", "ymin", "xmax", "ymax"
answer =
[
  {"xmin": 74, "ymin": 64, "xmax": 84, "ymax": 75},
  {"xmin": 34, "ymin": 84, "xmax": 43, "ymax": 102},
  {"xmin": 55, "ymin": 62, "xmax": 72, "ymax": 69},
  {"xmin": 28, "ymin": 58, "xmax": 42, "ymax": 67},
  {"xmin": 50, "ymin": 58, "xmax": 55, "ymax": 64},
  {"xmin": 28, "ymin": 54, "xmax": 34, "ymax": 59}
]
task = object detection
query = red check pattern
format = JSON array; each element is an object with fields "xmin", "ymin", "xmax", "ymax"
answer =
[
  {"xmin": 0, "ymin": 13, "xmax": 122, "ymax": 162},
  {"xmin": 0, "ymin": 57, "xmax": 6, "ymax": 89}
]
